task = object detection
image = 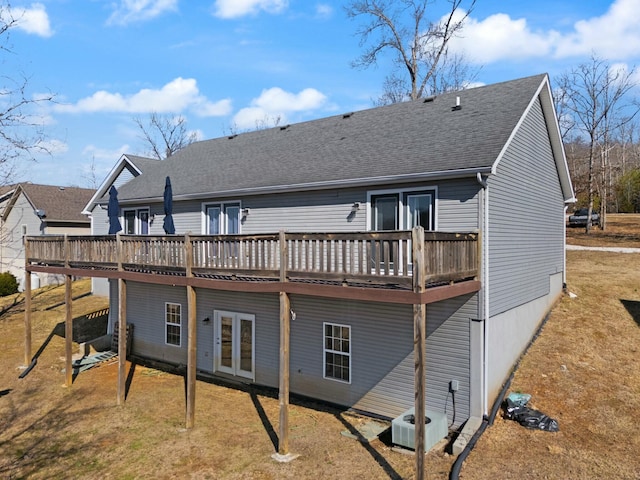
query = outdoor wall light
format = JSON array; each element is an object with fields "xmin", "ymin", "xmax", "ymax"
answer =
[
  {"xmin": 203, "ymin": 317, "xmax": 210, "ymax": 323},
  {"xmin": 242, "ymin": 208, "xmax": 250, "ymax": 218},
  {"xmin": 351, "ymin": 202, "xmax": 361, "ymax": 212}
]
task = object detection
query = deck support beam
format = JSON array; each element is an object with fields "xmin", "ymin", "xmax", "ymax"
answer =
[
  {"xmin": 278, "ymin": 291, "xmax": 291, "ymax": 455},
  {"xmin": 117, "ymin": 235, "xmax": 127, "ymax": 405},
  {"xmin": 117, "ymin": 278, "xmax": 127, "ymax": 405},
  {"xmin": 23, "ymin": 243, "xmax": 32, "ymax": 367},
  {"xmin": 185, "ymin": 234, "xmax": 197, "ymax": 428},
  {"xmin": 277, "ymin": 230, "xmax": 292, "ymax": 456},
  {"xmin": 186, "ymin": 285, "xmax": 197, "ymax": 428},
  {"xmin": 412, "ymin": 227, "xmax": 426, "ymax": 480},
  {"xmin": 65, "ymin": 274, "xmax": 73, "ymax": 387}
]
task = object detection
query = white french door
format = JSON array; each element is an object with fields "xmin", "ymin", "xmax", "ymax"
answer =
[{"xmin": 214, "ymin": 311, "xmax": 255, "ymax": 380}]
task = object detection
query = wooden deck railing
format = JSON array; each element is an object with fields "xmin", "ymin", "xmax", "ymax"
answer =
[{"xmin": 26, "ymin": 230, "xmax": 478, "ymax": 287}]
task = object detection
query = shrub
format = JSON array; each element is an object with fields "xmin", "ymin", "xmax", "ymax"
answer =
[{"xmin": 0, "ymin": 272, "xmax": 19, "ymax": 297}]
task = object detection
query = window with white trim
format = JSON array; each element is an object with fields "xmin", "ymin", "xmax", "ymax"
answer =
[
  {"xmin": 323, "ymin": 322, "xmax": 351, "ymax": 383},
  {"xmin": 369, "ymin": 188, "xmax": 436, "ymax": 231},
  {"xmin": 123, "ymin": 208, "xmax": 150, "ymax": 234},
  {"xmin": 203, "ymin": 202, "xmax": 241, "ymax": 235},
  {"xmin": 165, "ymin": 302, "xmax": 182, "ymax": 346}
]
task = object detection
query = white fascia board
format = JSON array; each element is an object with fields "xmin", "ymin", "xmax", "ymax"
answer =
[
  {"xmin": 82, "ymin": 154, "xmax": 144, "ymax": 215},
  {"xmin": 491, "ymin": 75, "xmax": 576, "ymax": 204}
]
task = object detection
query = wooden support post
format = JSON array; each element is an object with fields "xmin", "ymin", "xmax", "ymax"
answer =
[
  {"xmin": 278, "ymin": 230, "xmax": 291, "ymax": 456},
  {"xmin": 65, "ymin": 274, "xmax": 73, "ymax": 387},
  {"xmin": 185, "ymin": 234, "xmax": 197, "ymax": 429},
  {"xmin": 412, "ymin": 227, "xmax": 426, "ymax": 480},
  {"xmin": 278, "ymin": 291, "xmax": 291, "ymax": 455},
  {"xmin": 24, "ymin": 236, "xmax": 32, "ymax": 366},
  {"xmin": 117, "ymin": 278, "xmax": 127, "ymax": 405},
  {"xmin": 117, "ymin": 235, "xmax": 127, "ymax": 406}
]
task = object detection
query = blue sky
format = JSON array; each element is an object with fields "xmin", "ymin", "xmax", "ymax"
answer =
[{"xmin": 5, "ymin": 0, "xmax": 640, "ymax": 188}]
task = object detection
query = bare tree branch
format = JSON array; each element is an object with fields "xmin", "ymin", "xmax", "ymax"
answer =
[
  {"xmin": 134, "ymin": 112, "xmax": 198, "ymax": 160},
  {"xmin": 0, "ymin": 2, "xmax": 55, "ymax": 184},
  {"xmin": 556, "ymin": 54, "xmax": 639, "ymax": 232},
  {"xmin": 346, "ymin": 0, "xmax": 477, "ymax": 103}
]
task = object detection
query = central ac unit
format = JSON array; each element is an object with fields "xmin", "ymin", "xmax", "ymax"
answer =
[{"xmin": 391, "ymin": 407, "xmax": 447, "ymax": 452}]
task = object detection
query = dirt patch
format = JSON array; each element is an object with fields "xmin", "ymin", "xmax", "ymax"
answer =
[{"xmin": 2, "ymin": 215, "xmax": 640, "ymax": 479}]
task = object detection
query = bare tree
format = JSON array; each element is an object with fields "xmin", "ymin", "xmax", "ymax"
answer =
[
  {"xmin": 81, "ymin": 155, "xmax": 99, "ymax": 189},
  {"xmin": 0, "ymin": 3, "xmax": 54, "ymax": 185},
  {"xmin": 254, "ymin": 114, "xmax": 281, "ymax": 131},
  {"xmin": 134, "ymin": 112, "xmax": 198, "ymax": 160},
  {"xmin": 556, "ymin": 55, "xmax": 638, "ymax": 232},
  {"xmin": 346, "ymin": 0, "xmax": 477, "ymax": 104}
]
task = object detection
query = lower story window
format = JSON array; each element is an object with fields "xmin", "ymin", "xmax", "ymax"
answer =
[
  {"xmin": 323, "ymin": 322, "xmax": 351, "ymax": 383},
  {"xmin": 165, "ymin": 303, "xmax": 181, "ymax": 346}
]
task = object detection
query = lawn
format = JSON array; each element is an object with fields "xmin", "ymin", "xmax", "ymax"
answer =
[{"xmin": 1, "ymin": 214, "xmax": 639, "ymax": 479}]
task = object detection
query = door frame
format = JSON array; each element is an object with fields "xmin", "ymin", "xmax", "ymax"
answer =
[{"xmin": 213, "ymin": 310, "xmax": 255, "ymax": 380}]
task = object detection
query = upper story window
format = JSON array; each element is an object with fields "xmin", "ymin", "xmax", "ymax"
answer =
[
  {"xmin": 369, "ymin": 188, "xmax": 436, "ymax": 231},
  {"xmin": 203, "ymin": 202, "xmax": 241, "ymax": 235},
  {"xmin": 123, "ymin": 208, "xmax": 150, "ymax": 235}
]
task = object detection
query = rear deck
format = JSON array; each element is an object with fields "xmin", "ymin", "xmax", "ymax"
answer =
[
  {"xmin": 22, "ymin": 227, "xmax": 481, "ymax": 476},
  {"xmin": 25, "ymin": 229, "xmax": 480, "ymax": 304}
]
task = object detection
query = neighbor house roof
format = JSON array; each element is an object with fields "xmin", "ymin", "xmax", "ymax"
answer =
[
  {"xmin": 2, "ymin": 183, "xmax": 95, "ymax": 223},
  {"xmin": 116, "ymin": 74, "xmax": 574, "ymax": 203}
]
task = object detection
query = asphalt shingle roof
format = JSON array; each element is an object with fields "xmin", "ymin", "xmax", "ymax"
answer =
[
  {"xmin": 17, "ymin": 184, "xmax": 94, "ymax": 223},
  {"xmin": 117, "ymin": 74, "xmax": 547, "ymax": 201}
]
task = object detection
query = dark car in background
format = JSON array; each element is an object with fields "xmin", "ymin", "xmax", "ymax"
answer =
[{"xmin": 568, "ymin": 208, "xmax": 600, "ymax": 227}]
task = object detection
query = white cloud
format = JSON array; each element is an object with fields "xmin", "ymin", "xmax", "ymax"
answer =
[
  {"xmin": 54, "ymin": 77, "xmax": 232, "ymax": 117},
  {"xmin": 107, "ymin": 0, "xmax": 178, "ymax": 26},
  {"xmin": 12, "ymin": 3, "xmax": 53, "ymax": 37},
  {"xmin": 212, "ymin": 0, "xmax": 288, "ymax": 19},
  {"xmin": 315, "ymin": 3, "xmax": 333, "ymax": 19},
  {"xmin": 554, "ymin": 0, "xmax": 640, "ymax": 59},
  {"xmin": 194, "ymin": 98, "xmax": 233, "ymax": 117},
  {"xmin": 448, "ymin": 11, "xmax": 558, "ymax": 63},
  {"xmin": 450, "ymin": 0, "xmax": 640, "ymax": 65},
  {"xmin": 82, "ymin": 144, "xmax": 132, "ymax": 162},
  {"xmin": 232, "ymin": 87, "xmax": 327, "ymax": 130},
  {"xmin": 37, "ymin": 139, "xmax": 68, "ymax": 154}
]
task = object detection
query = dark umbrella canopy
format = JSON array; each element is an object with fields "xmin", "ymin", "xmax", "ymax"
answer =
[
  {"xmin": 107, "ymin": 185, "xmax": 122, "ymax": 234},
  {"xmin": 163, "ymin": 176, "xmax": 176, "ymax": 234}
]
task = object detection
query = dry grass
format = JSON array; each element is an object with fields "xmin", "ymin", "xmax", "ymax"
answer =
[
  {"xmin": 566, "ymin": 212, "xmax": 640, "ymax": 248},
  {"xmin": 1, "ymin": 215, "xmax": 639, "ymax": 479}
]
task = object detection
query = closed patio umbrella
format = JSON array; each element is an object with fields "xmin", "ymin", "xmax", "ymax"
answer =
[
  {"xmin": 163, "ymin": 176, "xmax": 175, "ymax": 234},
  {"xmin": 107, "ymin": 185, "xmax": 122, "ymax": 234}
]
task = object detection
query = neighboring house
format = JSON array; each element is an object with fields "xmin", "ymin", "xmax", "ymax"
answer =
[
  {"xmin": 27, "ymin": 74, "xmax": 574, "ymax": 438},
  {"xmin": 0, "ymin": 183, "xmax": 94, "ymax": 289},
  {"xmin": 83, "ymin": 154, "xmax": 160, "ymax": 296}
]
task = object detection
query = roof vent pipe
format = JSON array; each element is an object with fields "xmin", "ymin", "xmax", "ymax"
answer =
[{"xmin": 452, "ymin": 96, "xmax": 462, "ymax": 111}]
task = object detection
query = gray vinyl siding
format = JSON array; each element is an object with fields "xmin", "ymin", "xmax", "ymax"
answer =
[
  {"xmin": 91, "ymin": 205, "xmax": 109, "ymax": 235},
  {"xmin": 2, "ymin": 194, "xmax": 41, "ymax": 279},
  {"xmin": 124, "ymin": 282, "xmax": 189, "ymax": 365},
  {"xmin": 488, "ymin": 98, "xmax": 565, "ymax": 316},
  {"xmin": 437, "ymin": 179, "xmax": 480, "ymax": 231},
  {"xmin": 194, "ymin": 290, "xmax": 280, "ymax": 384},
  {"xmin": 287, "ymin": 293, "xmax": 475, "ymax": 426},
  {"xmin": 113, "ymin": 282, "xmax": 474, "ymax": 425},
  {"xmin": 112, "ymin": 165, "xmax": 138, "ymax": 189},
  {"xmin": 140, "ymin": 180, "xmax": 479, "ymax": 236},
  {"xmin": 241, "ymin": 189, "xmax": 367, "ymax": 233}
]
